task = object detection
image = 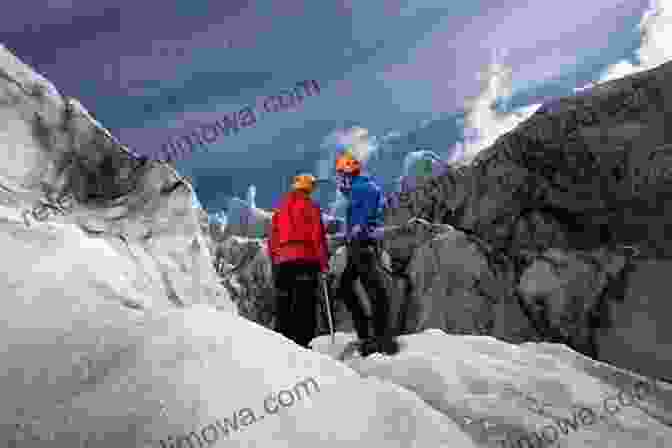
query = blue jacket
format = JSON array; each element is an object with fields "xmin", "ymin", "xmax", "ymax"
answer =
[{"xmin": 343, "ymin": 175, "xmax": 385, "ymax": 239}]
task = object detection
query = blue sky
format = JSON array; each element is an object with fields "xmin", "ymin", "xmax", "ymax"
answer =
[{"xmin": 1, "ymin": 0, "xmax": 660, "ymax": 211}]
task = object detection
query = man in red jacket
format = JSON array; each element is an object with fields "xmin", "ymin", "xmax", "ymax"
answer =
[{"xmin": 269, "ymin": 173, "xmax": 329, "ymax": 348}]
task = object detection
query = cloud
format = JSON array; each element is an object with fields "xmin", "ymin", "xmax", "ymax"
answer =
[
  {"xmin": 447, "ymin": 0, "xmax": 672, "ymax": 165},
  {"xmin": 577, "ymin": 0, "xmax": 672, "ymax": 90},
  {"xmin": 450, "ymin": 59, "xmax": 541, "ymax": 164},
  {"xmin": 446, "ymin": 0, "xmax": 671, "ymax": 165},
  {"xmin": 336, "ymin": 126, "xmax": 378, "ymax": 163},
  {"xmin": 316, "ymin": 126, "xmax": 379, "ymax": 179}
]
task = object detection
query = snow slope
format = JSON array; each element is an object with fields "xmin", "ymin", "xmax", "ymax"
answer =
[{"xmin": 313, "ymin": 330, "xmax": 672, "ymax": 447}]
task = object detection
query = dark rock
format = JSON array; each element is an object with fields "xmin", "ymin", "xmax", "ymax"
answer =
[{"xmin": 383, "ymin": 60, "xmax": 672, "ymax": 379}]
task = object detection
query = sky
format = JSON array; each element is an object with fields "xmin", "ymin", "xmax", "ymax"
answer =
[{"xmin": 1, "ymin": 0, "xmax": 664, "ymax": 211}]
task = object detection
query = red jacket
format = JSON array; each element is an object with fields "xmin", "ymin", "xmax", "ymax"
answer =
[{"xmin": 269, "ymin": 191, "xmax": 329, "ymax": 272}]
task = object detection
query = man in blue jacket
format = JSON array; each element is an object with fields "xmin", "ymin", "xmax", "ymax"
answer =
[{"xmin": 334, "ymin": 149, "xmax": 397, "ymax": 356}]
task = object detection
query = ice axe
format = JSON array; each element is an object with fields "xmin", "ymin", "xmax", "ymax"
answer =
[{"xmin": 320, "ymin": 273, "xmax": 336, "ymax": 345}]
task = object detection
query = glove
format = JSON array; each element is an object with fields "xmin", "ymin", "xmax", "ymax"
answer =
[
  {"xmin": 347, "ymin": 224, "xmax": 364, "ymax": 242},
  {"xmin": 370, "ymin": 226, "xmax": 385, "ymax": 241}
]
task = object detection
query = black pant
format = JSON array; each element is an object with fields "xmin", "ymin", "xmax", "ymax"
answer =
[
  {"xmin": 273, "ymin": 260, "xmax": 321, "ymax": 348},
  {"xmin": 336, "ymin": 240, "xmax": 391, "ymax": 340}
]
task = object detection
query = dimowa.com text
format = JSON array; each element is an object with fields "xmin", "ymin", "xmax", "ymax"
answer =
[
  {"xmin": 152, "ymin": 79, "xmax": 320, "ymax": 163},
  {"xmin": 158, "ymin": 376, "xmax": 320, "ymax": 448}
]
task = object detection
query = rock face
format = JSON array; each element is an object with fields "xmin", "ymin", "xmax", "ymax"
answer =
[
  {"xmin": 0, "ymin": 44, "xmax": 233, "ymax": 313},
  {"xmin": 405, "ymin": 230, "xmax": 504, "ymax": 336},
  {"xmin": 383, "ymin": 60, "xmax": 672, "ymax": 380},
  {"xmin": 216, "ymin": 236, "xmax": 277, "ymax": 328},
  {"xmin": 399, "ymin": 150, "xmax": 448, "ymax": 193}
]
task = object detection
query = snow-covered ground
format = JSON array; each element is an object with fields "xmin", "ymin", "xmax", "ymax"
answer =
[
  {"xmin": 3, "ymin": 289, "xmax": 670, "ymax": 447},
  {"xmin": 313, "ymin": 330, "xmax": 672, "ymax": 447}
]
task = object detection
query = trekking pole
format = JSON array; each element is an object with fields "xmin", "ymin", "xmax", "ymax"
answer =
[{"xmin": 321, "ymin": 275, "xmax": 336, "ymax": 345}]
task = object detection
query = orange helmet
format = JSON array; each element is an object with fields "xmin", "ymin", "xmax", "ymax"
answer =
[
  {"xmin": 292, "ymin": 173, "xmax": 317, "ymax": 194},
  {"xmin": 335, "ymin": 150, "xmax": 361, "ymax": 174}
]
